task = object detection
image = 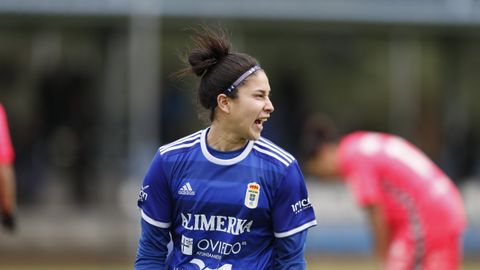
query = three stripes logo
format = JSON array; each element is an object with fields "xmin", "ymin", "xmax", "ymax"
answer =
[{"xmin": 178, "ymin": 182, "xmax": 196, "ymax": 196}]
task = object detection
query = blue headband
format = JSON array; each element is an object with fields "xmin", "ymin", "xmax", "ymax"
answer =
[{"xmin": 225, "ymin": 65, "xmax": 262, "ymax": 93}]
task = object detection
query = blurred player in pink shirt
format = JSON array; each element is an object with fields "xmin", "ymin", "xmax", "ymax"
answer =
[
  {"xmin": 302, "ymin": 115, "xmax": 466, "ymax": 270},
  {"xmin": 0, "ymin": 103, "xmax": 16, "ymax": 232}
]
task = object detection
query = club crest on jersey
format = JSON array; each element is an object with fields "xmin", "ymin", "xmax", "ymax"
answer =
[{"xmin": 244, "ymin": 182, "xmax": 260, "ymax": 209}]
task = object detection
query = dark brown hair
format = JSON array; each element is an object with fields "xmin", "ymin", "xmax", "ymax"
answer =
[
  {"xmin": 300, "ymin": 113, "xmax": 339, "ymax": 159},
  {"xmin": 174, "ymin": 26, "xmax": 260, "ymax": 121}
]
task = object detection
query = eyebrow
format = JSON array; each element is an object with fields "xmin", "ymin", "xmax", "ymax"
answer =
[{"xmin": 254, "ymin": 89, "xmax": 271, "ymax": 95}]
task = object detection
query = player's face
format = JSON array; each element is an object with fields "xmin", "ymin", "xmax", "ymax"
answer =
[{"xmin": 229, "ymin": 71, "xmax": 274, "ymax": 140}]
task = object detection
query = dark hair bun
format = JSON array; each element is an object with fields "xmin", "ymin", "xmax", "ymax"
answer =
[
  {"xmin": 172, "ymin": 26, "xmax": 259, "ymax": 122},
  {"xmin": 188, "ymin": 29, "xmax": 231, "ymax": 77}
]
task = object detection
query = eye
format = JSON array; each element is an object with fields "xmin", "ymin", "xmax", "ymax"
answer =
[{"xmin": 253, "ymin": 90, "xmax": 270, "ymax": 99}]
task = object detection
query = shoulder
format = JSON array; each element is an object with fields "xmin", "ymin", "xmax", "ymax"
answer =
[
  {"xmin": 158, "ymin": 130, "xmax": 202, "ymax": 157},
  {"xmin": 340, "ymin": 131, "xmax": 387, "ymax": 155},
  {"xmin": 338, "ymin": 131, "xmax": 389, "ymax": 173},
  {"xmin": 252, "ymin": 137, "xmax": 296, "ymax": 168}
]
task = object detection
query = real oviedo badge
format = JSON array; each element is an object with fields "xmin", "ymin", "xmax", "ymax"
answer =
[{"xmin": 244, "ymin": 182, "xmax": 260, "ymax": 209}]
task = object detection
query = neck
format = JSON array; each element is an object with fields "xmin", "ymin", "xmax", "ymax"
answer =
[{"xmin": 207, "ymin": 122, "xmax": 248, "ymax": 152}]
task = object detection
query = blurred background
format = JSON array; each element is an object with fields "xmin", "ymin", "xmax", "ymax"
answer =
[{"xmin": 0, "ymin": 0, "xmax": 479, "ymax": 269}]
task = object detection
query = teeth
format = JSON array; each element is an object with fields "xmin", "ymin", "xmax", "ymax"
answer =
[{"xmin": 255, "ymin": 118, "xmax": 268, "ymax": 124}]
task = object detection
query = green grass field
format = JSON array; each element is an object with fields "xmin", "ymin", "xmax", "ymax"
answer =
[{"xmin": 0, "ymin": 258, "xmax": 479, "ymax": 270}]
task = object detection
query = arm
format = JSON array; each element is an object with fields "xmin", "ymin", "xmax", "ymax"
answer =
[
  {"xmin": 271, "ymin": 161, "xmax": 316, "ymax": 270},
  {"xmin": 0, "ymin": 163, "xmax": 15, "ymax": 231},
  {"xmin": 135, "ymin": 219, "xmax": 171, "ymax": 269},
  {"xmin": 274, "ymin": 230, "xmax": 308, "ymax": 270},
  {"xmin": 364, "ymin": 204, "xmax": 390, "ymax": 261},
  {"xmin": 135, "ymin": 151, "xmax": 173, "ymax": 269},
  {"xmin": 0, "ymin": 164, "xmax": 15, "ymax": 214}
]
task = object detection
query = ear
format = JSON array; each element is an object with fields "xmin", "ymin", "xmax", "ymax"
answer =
[{"xmin": 217, "ymin": 93, "xmax": 230, "ymax": 114}]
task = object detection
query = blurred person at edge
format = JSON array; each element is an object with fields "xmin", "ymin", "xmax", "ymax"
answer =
[
  {"xmin": 134, "ymin": 27, "xmax": 316, "ymax": 270},
  {"xmin": 0, "ymin": 103, "xmax": 16, "ymax": 232},
  {"xmin": 301, "ymin": 114, "xmax": 466, "ymax": 270}
]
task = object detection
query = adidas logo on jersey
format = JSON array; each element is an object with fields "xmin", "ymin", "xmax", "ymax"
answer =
[{"xmin": 178, "ymin": 182, "xmax": 195, "ymax": 196}]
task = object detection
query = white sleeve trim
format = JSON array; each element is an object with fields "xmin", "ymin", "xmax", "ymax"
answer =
[
  {"xmin": 274, "ymin": 220, "xmax": 317, "ymax": 238},
  {"xmin": 141, "ymin": 210, "xmax": 171, "ymax": 229}
]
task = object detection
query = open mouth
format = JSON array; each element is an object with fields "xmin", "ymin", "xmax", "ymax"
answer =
[{"xmin": 254, "ymin": 118, "xmax": 268, "ymax": 126}]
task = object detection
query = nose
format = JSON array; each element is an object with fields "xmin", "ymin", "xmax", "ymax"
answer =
[{"xmin": 264, "ymin": 97, "xmax": 274, "ymax": 113}]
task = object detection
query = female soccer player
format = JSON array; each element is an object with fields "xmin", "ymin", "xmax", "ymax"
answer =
[
  {"xmin": 135, "ymin": 27, "xmax": 317, "ymax": 270},
  {"xmin": 0, "ymin": 103, "xmax": 16, "ymax": 232},
  {"xmin": 301, "ymin": 115, "xmax": 466, "ymax": 270}
]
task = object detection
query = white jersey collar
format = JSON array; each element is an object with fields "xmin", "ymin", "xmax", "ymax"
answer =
[{"xmin": 200, "ymin": 127, "xmax": 254, "ymax": 166}]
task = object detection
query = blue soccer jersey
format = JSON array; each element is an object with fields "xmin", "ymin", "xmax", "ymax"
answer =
[{"xmin": 137, "ymin": 128, "xmax": 317, "ymax": 270}]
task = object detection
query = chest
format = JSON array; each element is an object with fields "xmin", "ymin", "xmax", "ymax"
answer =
[{"xmin": 169, "ymin": 163, "xmax": 279, "ymax": 214}]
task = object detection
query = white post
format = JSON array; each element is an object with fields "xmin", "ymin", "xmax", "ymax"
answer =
[{"xmin": 127, "ymin": 1, "xmax": 161, "ymax": 177}]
